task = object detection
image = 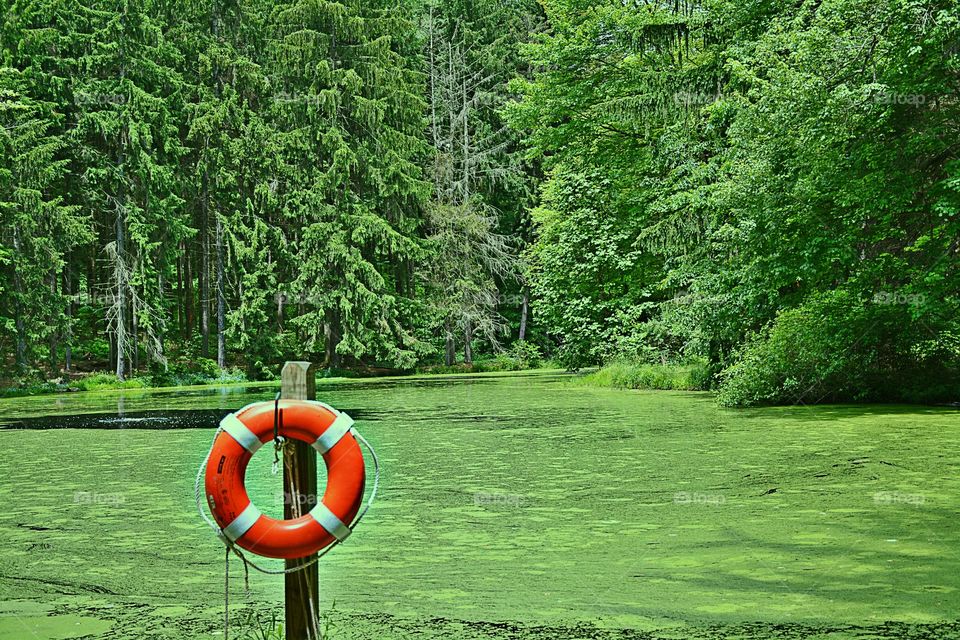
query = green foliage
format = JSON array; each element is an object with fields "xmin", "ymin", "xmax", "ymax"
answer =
[
  {"xmin": 506, "ymin": 340, "xmax": 543, "ymax": 369},
  {"xmin": 3, "ymin": 0, "xmax": 957, "ymax": 405},
  {"xmin": 523, "ymin": 168, "xmax": 660, "ymax": 367},
  {"xmin": 0, "ymin": 0, "xmax": 544, "ymax": 385},
  {"xmin": 717, "ymin": 290, "xmax": 960, "ymax": 407},
  {"xmin": 511, "ymin": 0, "xmax": 960, "ymax": 404},
  {"xmin": 419, "ymin": 0, "xmax": 542, "ymax": 364},
  {"xmin": 72, "ymin": 373, "xmax": 150, "ymax": 392},
  {"xmin": 149, "ymin": 358, "xmax": 247, "ymax": 387},
  {"xmin": 270, "ymin": 0, "xmax": 433, "ymax": 370},
  {"xmin": 1, "ymin": 372, "xmax": 151, "ymax": 397},
  {"xmin": 581, "ymin": 361, "xmax": 713, "ymax": 392},
  {"xmin": 232, "ymin": 605, "xmax": 337, "ymax": 640},
  {"xmin": 418, "ymin": 341, "xmax": 544, "ymax": 373},
  {"xmin": 74, "ymin": 337, "xmax": 111, "ymax": 361},
  {"xmin": 0, "ymin": 64, "xmax": 91, "ymax": 373}
]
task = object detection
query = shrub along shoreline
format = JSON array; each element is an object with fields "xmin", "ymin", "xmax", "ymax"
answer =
[
  {"xmin": 579, "ymin": 356, "xmax": 959, "ymax": 409},
  {"xmin": 578, "ymin": 361, "xmax": 713, "ymax": 393}
]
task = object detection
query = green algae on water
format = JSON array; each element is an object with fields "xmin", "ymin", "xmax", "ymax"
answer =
[{"xmin": 0, "ymin": 372, "xmax": 958, "ymax": 638}]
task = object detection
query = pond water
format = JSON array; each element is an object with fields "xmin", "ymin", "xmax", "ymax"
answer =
[{"xmin": 0, "ymin": 371, "xmax": 958, "ymax": 639}]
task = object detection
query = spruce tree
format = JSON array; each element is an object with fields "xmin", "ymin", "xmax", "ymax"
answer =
[
  {"xmin": 72, "ymin": 0, "xmax": 188, "ymax": 378},
  {"xmin": 421, "ymin": 0, "xmax": 540, "ymax": 362},
  {"xmin": 177, "ymin": 0, "xmax": 282, "ymax": 370},
  {"xmin": 0, "ymin": 66, "xmax": 91, "ymax": 375},
  {"xmin": 270, "ymin": 0, "xmax": 430, "ymax": 369}
]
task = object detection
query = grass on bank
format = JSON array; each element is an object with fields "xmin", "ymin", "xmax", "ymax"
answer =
[
  {"xmin": 0, "ymin": 374, "xmax": 151, "ymax": 398},
  {"xmin": 417, "ymin": 341, "xmax": 550, "ymax": 375},
  {"xmin": 1, "ymin": 342, "xmax": 552, "ymax": 397},
  {"xmin": 578, "ymin": 360, "xmax": 713, "ymax": 392},
  {"xmin": 0, "ymin": 360, "xmax": 248, "ymax": 398}
]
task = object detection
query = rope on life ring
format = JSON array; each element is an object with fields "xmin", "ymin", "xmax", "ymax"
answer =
[{"xmin": 194, "ymin": 398, "xmax": 379, "ymax": 639}]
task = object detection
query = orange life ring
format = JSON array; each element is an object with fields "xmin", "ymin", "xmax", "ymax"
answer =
[{"xmin": 204, "ymin": 400, "xmax": 365, "ymax": 559}]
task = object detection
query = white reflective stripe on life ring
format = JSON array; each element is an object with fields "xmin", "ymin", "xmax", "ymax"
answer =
[
  {"xmin": 312, "ymin": 412, "xmax": 355, "ymax": 455},
  {"xmin": 222, "ymin": 502, "xmax": 262, "ymax": 542},
  {"xmin": 309, "ymin": 502, "xmax": 352, "ymax": 542},
  {"xmin": 220, "ymin": 413, "xmax": 264, "ymax": 454}
]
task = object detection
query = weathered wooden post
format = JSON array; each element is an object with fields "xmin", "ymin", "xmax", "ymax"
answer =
[{"xmin": 280, "ymin": 361, "xmax": 319, "ymax": 639}]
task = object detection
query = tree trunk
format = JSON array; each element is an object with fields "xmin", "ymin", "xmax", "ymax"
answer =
[
  {"xmin": 201, "ymin": 186, "xmax": 210, "ymax": 358},
  {"xmin": 464, "ymin": 320, "xmax": 473, "ymax": 364},
  {"xmin": 49, "ymin": 270, "xmax": 58, "ymax": 374},
  {"xmin": 211, "ymin": 5, "xmax": 226, "ymax": 369},
  {"xmin": 131, "ymin": 293, "xmax": 139, "ymax": 373},
  {"xmin": 115, "ymin": 76, "xmax": 128, "ymax": 381},
  {"xmin": 63, "ymin": 268, "xmax": 72, "ymax": 372},
  {"xmin": 277, "ymin": 289, "xmax": 285, "ymax": 332},
  {"xmin": 115, "ymin": 207, "xmax": 126, "ymax": 381},
  {"xmin": 444, "ymin": 317, "xmax": 455, "ymax": 366},
  {"xmin": 176, "ymin": 245, "xmax": 183, "ymax": 337},
  {"xmin": 87, "ymin": 253, "xmax": 95, "ymax": 306},
  {"xmin": 11, "ymin": 226, "xmax": 27, "ymax": 373},
  {"xmin": 184, "ymin": 240, "xmax": 194, "ymax": 340},
  {"xmin": 157, "ymin": 271, "xmax": 165, "ymax": 358},
  {"xmin": 216, "ymin": 215, "xmax": 226, "ymax": 368},
  {"xmin": 325, "ymin": 307, "xmax": 342, "ymax": 368},
  {"xmin": 519, "ymin": 288, "xmax": 529, "ymax": 341}
]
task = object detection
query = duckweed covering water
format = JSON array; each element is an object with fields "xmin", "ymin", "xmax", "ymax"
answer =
[{"xmin": 0, "ymin": 371, "xmax": 958, "ymax": 638}]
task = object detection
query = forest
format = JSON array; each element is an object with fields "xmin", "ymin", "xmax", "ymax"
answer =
[{"xmin": 2, "ymin": 0, "xmax": 958, "ymax": 406}]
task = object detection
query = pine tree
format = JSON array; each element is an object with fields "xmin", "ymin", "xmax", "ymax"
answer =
[
  {"xmin": 179, "ymin": 0, "xmax": 270, "ymax": 368},
  {"xmin": 4, "ymin": 0, "xmax": 98, "ymax": 375},
  {"xmin": 270, "ymin": 0, "xmax": 430, "ymax": 369},
  {"xmin": 0, "ymin": 66, "xmax": 91, "ymax": 375},
  {"xmin": 72, "ymin": 0, "xmax": 188, "ymax": 378},
  {"xmin": 421, "ymin": 0, "xmax": 539, "ymax": 363}
]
